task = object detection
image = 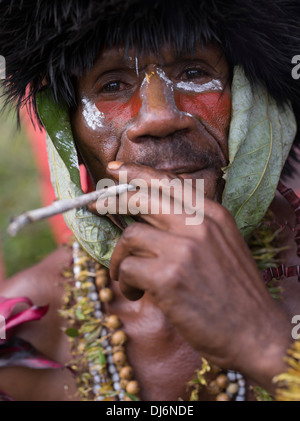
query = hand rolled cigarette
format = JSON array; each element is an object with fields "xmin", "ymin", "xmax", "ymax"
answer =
[{"xmin": 7, "ymin": 183, "xmax": 136, "ymax": 237}]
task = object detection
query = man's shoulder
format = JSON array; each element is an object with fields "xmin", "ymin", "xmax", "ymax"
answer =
[{"xmin": 0, "ymin": 244, "xmax": 73, "ymax": 305}]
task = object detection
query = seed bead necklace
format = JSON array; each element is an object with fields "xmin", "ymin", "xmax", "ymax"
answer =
[
  {"xmin": 68, "ymin": 241, "xmax": 140, "ymax": 401},
  {"xmin": 61, "ymin": 241, "xmax": 246, "ymax": 401}
]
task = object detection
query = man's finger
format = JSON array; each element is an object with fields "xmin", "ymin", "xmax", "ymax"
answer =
[
  {"xmin": 110, "ymin": 222, "xmax": 176, "ymax": 281},
  {"xmin": 117, "ymin": 255, "xmax": 155, "ymax": 301}
]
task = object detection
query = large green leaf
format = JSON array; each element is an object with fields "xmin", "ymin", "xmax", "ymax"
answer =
[
  {"xmin": 222, "ymin": 67, "xmax": 296, "ymax": 238},
  {"xmin": 36, "ymin": 90, "xmax": 81, "ymax": 187}
]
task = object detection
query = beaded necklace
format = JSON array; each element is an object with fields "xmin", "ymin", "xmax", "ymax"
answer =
[{"xmin": 62, "ymin": 241, "xmax": 246, "ymax": 401}]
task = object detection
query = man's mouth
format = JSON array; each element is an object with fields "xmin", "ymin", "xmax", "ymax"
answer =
[{"xmin": 154, "ymin": 164, "xmax": 207, "ymax": 175}]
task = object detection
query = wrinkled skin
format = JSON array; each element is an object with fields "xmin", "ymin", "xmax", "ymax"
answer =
[{"xmin": 72, "ymin": 43, "xmax": 231, "ymax": 202}]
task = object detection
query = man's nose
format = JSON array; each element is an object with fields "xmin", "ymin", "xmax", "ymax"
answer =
[{"xmin": 126, "ymin": 69, "xmax": 195, "ymax": 140}]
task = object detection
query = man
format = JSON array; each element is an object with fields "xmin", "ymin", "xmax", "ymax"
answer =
[{"xmin": 0, "ymin": 0, "xmax": 300, "ymax": 401}]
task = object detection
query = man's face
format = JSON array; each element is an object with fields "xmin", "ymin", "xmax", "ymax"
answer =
[{"xmin": 71, "ymin": 41, "xmax": 231, "ymax": 202}]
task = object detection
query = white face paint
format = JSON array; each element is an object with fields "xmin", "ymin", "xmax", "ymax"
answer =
[
  {"xmin": 82, "ymin": 97, "xmax": 105, "ymax": 130},
  {"xmin": 155, "ymin": 67, "xmax": 174, "ymax": 90},
  {"xmin": 176, "ymin": 79, "xmax": 223, "ymax": 93},
  {"xmin": 155, "ymin": 67, "xmax": 223, "ymax": 93},
  {"xmin": 139, "ymin": 67, "xmax": 223, "ymax": 120},
  {"xmin": 138, "ymin": 67, "xmax": 187, "ymax": 122},
  {"xmin": 81, "ymin": 67, "xmax": 223, "ymax": 133}
]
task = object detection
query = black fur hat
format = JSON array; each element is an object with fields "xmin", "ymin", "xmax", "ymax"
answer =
[{"xmin": 1, "ymin": 0, "xmax": 300, "ymax": 174}]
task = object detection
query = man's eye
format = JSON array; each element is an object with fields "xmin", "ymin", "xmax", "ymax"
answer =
[
  {"xmin": 183, "ymin": 69, "xmax": 205, "ymax": 80},
  {"xmin": 102, "ymin": 81, "xmax": 124, "ymax": 93}
]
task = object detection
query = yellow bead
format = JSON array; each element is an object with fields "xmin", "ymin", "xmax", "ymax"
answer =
[
  {"xmin": 126, "ymin": 380, "xmax": 140, "ymax": 395},
  {"xmin": 113, "ymin": 345, "xmax": 125, "ymax": 354},
  {"xmin": 119, "ymin": 366, "xmax": 133, "ymax": 380},
  {"xmin": 113, "ymin": 351, "xmax": 127, "ymax": 365},
  {"xmin": 226, "ymin": 383, "xmax": 239, "ymax": 395},
  {"xmin": 216, "ymin": 393, "xmax": 230, "ymax": 401},
  {"xmin": 106, "ymin": 315, "xmax": 121, "ymax": 330},
  {"xmin": 96, "ymin": 273, "xmax": 109, "ymax": 288},
  {"xmin": 216, "ymin": 374, "xmax": 229, "ymax": 390},
  {"xmin": 111, "ymin": 330, "xmax": 127, "ymax": 345},
  {"xmin": 99, "ymin": 288, "xmax": 114, "ymax": 302},
  {"xmin": 96, "ymin": 267, "xmax": 108, "ymax": 274}
]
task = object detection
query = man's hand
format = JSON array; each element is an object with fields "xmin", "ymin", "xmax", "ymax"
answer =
[{"xmin": 89, "ymin": 161, "xmax": 293, "ymax": 394}]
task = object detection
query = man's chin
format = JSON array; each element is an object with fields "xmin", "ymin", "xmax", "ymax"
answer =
[{"xmin": 179, "ymin": 167, "xmax": 225, "ymax": 203}]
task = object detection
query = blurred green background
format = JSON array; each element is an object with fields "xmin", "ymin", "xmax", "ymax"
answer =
[{"xmin": 0, "ymin": 99, "xmax": 56, "ymax": 279}]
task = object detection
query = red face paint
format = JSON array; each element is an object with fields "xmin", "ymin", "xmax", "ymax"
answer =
[
  {"xmin": 95, "ymin": 90, "xmax": 142, "ymax": 127},
  {"xmin": 174, "ymin": 91, "xmax": 231, "ymax": 139},
  {"xmin": 94, "ymin": 77, "xmax": 231, "ymax": 139}
]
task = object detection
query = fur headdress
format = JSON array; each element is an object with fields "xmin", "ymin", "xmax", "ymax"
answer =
[{"xmin": 1, "ymin": 0, "xmax": 300, "ymax": 174}]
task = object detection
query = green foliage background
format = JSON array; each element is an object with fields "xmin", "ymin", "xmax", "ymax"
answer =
[{"xmin": 0, "ymin": 100, "xmax": 56, "ymax": 278}]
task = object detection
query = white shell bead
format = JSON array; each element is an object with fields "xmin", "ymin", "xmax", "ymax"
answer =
[{"xmin": 112, "ymin": 373, "xmax": 120, "ymax": 382}]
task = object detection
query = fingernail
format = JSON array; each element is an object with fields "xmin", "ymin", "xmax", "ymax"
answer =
[{"xmin": 107, "ymin": 161, "xmax": 124, "ymax": 170}]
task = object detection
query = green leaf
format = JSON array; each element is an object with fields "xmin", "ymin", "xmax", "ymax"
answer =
[
  {"xmin": 65, "ymin": 328, "xmax": 79, "ymax": 337},
  {"xmin": 75, "ymin": 309, "xmax": 85, "ymax": 320},
  {"xmin": 98, "ymin": 349, "xmax": 106, "ymax": 366},
  {"xmin": 124, "ymin": 392, "xmax": 140, "ymax": 401},
  {"xmin": 252, "ymin": 386, "xmax": 274, "ymax": 401},
  {"xmin": 222, "ymin": 67, "xmax": 296, "ymax": 238},
  {"xmin": 85, "ymin": 325, "xmax": 102, "ymax": 343},
  {"xmin": 36, "ymin": 89, "xmax": 81, "ymax": 187}
]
